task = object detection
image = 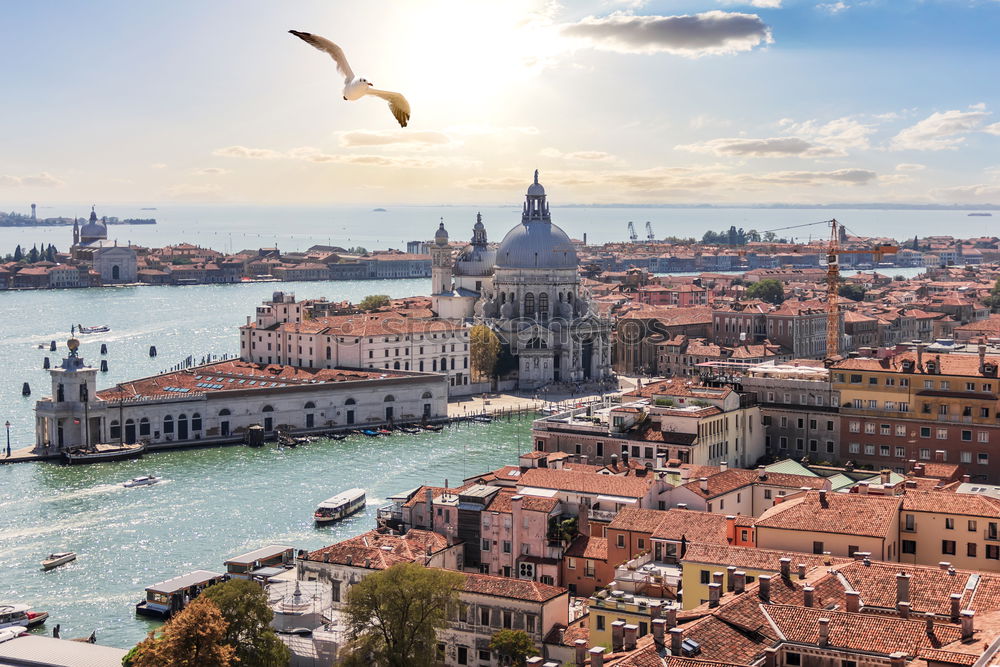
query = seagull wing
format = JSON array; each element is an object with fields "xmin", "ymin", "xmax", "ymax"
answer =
[
  {"xmin": 366, "ymin": 88, "xmax": 411, "ymax": 128},
  {"xmin": 288, "ymin": 30, "xmax": 354, "ymax": 82}
]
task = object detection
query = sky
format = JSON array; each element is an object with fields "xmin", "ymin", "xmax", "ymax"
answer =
[{"xmin": 1, "ymin": 0, "xmax": 999, "ymax": 206}]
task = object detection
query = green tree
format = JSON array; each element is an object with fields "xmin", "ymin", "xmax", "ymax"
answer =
[
  {"xmin": 489, "ymin": 629, "xmax": 538, "ymax": 666},
  {"xmin": 984, "ymin": 278, "xmax": 1000, "ymax": 313},
  {"xmin": 358, "ymin": 294, "xmax": 391, "ymax": 311},
  {"xmin": 201, "ymin": 579, "xmax": 290, "ymax": 667},
  {"xmin": 27, "ymin": 244, "xmax": 38, "ymax": 263},
  {"xmin": 341, "ymin": 563, "xmax": 464, "ymax": 667},
  {"xmin": 128, "ymin": 596, "xmax": 235, "ymax": 667},
  {"xmin": 838, "ymin": 282, "xmax": 867, "ymax": 302},
  {"xmin": 470, "ymin": 324, "xmax": 501, "ymax": 382},
  {"xmin": 12, "ymin": 245, "xmax": 22, "ymax": 262},
  {"xmin": 347, "ymin": 246, "xmax": 368, "ymax": 255},
  {"xmin": 745, "ymin": 278, "xmax": 785, "ymax": 305}
]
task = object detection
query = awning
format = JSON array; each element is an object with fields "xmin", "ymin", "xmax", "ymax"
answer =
[{"xmin": 596, "ymin": 495, "xmax": 638, "ymax": 504}]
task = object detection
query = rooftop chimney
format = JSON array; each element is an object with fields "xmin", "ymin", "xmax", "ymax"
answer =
[
  {"xmin": 708, "ymin": 582, "xmax": 722, "ymax": 608},
  {"xmin": 624, "ymin": 624, "xmax": 638, "ymax": 651},
  {"xmin": 611, "ymin": 453, "xmax": 619, "ymax": 468},
  {"xmin": 649, "ymin": 600, "xmax": 662, "ymax": 619},
  {"xmin": 803, "ymin": 586, "xmax": 815, "ymax": 608},
  {"xmin": 611, "ymin": 621, "xmax": 625, "ymax": 652},
  {"xmin": 961, "ymin": 610, "xmax": 975, "ymax": 640},
  {"xmin": 622, "ymin": 450, "xmax": 630, "ymax": 466},
  {"xmin": 898, "ymin": 601, "xmax": 911, "ymax": 619},
  {"xmin": 980, "ymin": 344, "xmax": 987, "ymax": 373},
  {"xmin": 589, "ymin": 647, "xmax": 605, "ymax": 667},
  {"xmin": 963, "ymin": 474, "xmax": 971, "ymax": 483},
  {"xmin": 699, "ymin": 477, "xmax": 709, "ymax": 493},
  {"xmin": 926, "ymin": 611, "xmax": 935, "ymax": 634},
  {"xmin": 652, "ymin": 619, "xmax": 667, "ymax": 648},
  {"xmin": 881, "ymin": 469, "xmax": 892, "ymax": 485},
  {"xmin": 819, "ymin": 489, "xmax": 828, "ymax": 507},
  {"xmin": 758, "ymin": 575, "xmax": 771, "ymax": 603},
  {"xmin": 940, "ymin": 561, "xmax": 951, "ymax": 571},
  {"xmin": 818, "ymin": 618, "xmax": 830, "ymax": 646},
  {"xmin": 890, "ymin": 652, "xmax": 907, "ymax": 667},
  {"xmin": 845, "ymin": 590, "xmax": 860, "ymax": 613},
  {"xmin": 779, "ymin": 557, "xmax": 792, "ymax": 580},
  {"xmin": 669, "ymin": 628, "xmax": 684, "ymax": 655},
  {"xmin": 727, "ymin": 566, "xmax": 737, "ymax": 591},
  {"xmin": 764, "ymin": 648, "xmax": 778, "ymax": 667},
  {"xmin": 713, "ymin": 571, "xmax": 725, "ymax": 587},
  {"xmin": 951, "ymin": 593, "xmax": 962, "ymax": 622},
  {"xmin": 677, "ymin": 503, "xmax": 688, "ymax": 510},
  {"xmin": 734, "ymin": 571, "xmax": 747, "ymax": 594},
  {"xmin": 897, "ymin": 572, "xmax": 911, "ymax": 605},
  {"xmin": 797, "ymin": 563, "xmax": 807, "ymax": 579},
  {"xmin": 720, "ymin": 459, "xmax": 729, "ymax": 472}
]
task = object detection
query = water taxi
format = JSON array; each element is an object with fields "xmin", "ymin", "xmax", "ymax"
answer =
[
  {"xmin": 0, "ymin": 604, "xmax": 48, "ymax": 630},
  {"xmin": 314, "ymin": 488, "xmax": 366, "ymax": 524},
  {"xmin": 135, "ymin": 570, "xmax": 226, "ymax": 619},
  {"xmin": 75, "ymin": 324, "xmax": 111, "ymax": 334},
  {"xmin": 41, "ymin": 552, "xmax": 76, "ymax": 571},
  {"xmin": 123, "ymin": 475, "xmax": 160, "ymax": 488}
]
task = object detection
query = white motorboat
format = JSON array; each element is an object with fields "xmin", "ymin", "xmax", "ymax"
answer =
[
  {"xmin": 123, "ymin": 475, "xmax": 161, "ymax": 488},
  {"xmin": 0, "ymin": 604, "xmax": 48, "ymax": 630},
  {"xmin": 41, "ymin": 551, "xmax": 76, "ymax": 571},
  {"xmin": 314, "ymin": 488, "xmax": 366, "ymax": 523}
]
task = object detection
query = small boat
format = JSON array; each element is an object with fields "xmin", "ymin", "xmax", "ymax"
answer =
[
  {"xmin": 422, "ymin": 424, "xmax": 443, "ymax": 432},
  {"xmin": 123, "ymin": 475, "xmax": 161, "ymax": 488},
  {"xmin": 361, "ymin": 429, "xmax": 380, "ymax": 437},
  {"xmin": 41, "ymin": 552, "xmax": 76, "ymax": 571},
  {"xmin": 63, "ymin": 442, "xmax": 145, "ymax": 464},
  {"xmin": 329, "ymin": 433, "xmax": 348, "ymax": 441},
  {"xmin": 471, "ymin": 415, "xmax": 492, "ymax": 423},
  {"xmin": 314, "ymin": 488, "xmax": 366, "ymax": 524},
  {"xmin": 0, "ymin": 604, "xmax": 48, "ymax": 630},
  {"xmin": 136, "ymin": 570, "xmax": 226, "ymax": 619},
  {"xmin": 377, "ymin": 428, "xmax": 392, "ymax": 436},
  {"xmin": 77, "ymin": 324, "xmax": 111, "ymax": 334},
  {"xmin": 399, "ymin": 426, "xmax": 420, "ymax": 434}
]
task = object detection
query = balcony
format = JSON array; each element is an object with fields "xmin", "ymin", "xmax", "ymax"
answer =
[
  {"xmin": 377, "ymin": 504, "xmax": 402, "ymax": 522},
  {"xmin": 589, "ymin": 508, "xmax": 617, "ymax": 522}
]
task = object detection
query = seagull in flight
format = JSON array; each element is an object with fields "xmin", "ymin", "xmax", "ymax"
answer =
[{"xmin": 289, "ymin": 30, "xmax": 411, "ymax": 128}]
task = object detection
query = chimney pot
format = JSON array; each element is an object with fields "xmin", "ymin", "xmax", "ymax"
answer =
[
  {"xmin": 665, "ymin": 606, "xmax": 678, "ymax": 628},
  {"xmin": 898, "ymin": 601, "xmax": 911, "ymax": 619},
  {"xmin": 897, "ymin": 572, "xmax": 911, "ymax": 604},
  {"xmin": 574, "ymin": 639, "xmax": 587, "ymax": 666},
  {"xmin": 797, "ymin": 563, "xmax": 807, "ymax": 579},
  {"xmin": 734, "ymin": 570, "xmax": 747, "ymax": 594},
  {"xmin": 845, "ymin": 590, "xmax": 860, "ymax": 613},
  {"xmin": 951, "ymin": 594, "xmax": 962, "ymax": 622},
  {"xmin": 669, "ymin": 627, "xmax": 684, "ymax": 655},
  {"xmin": 712, "ymin": 571, "xmax": 724, "ymax": 586},
  {"xmin": 611, "ymin": 620, "xmax": 626, "ymax": 652},
  {"xmin": 649, "ymin": 600, "xmax": 662, "ymax": 619},
  {"xmin": 699, "ymin": 477, "xmax": 709, "ymax": 493},
  {"xmin": 588, "ymin": 647, "xmax": 605, "ymax": 667},
  {"xmin": 779, "ymin": 557, "xmax": 792, "ymax": 580},
  {"xmin": 708, "ymin": 582, "xmax": 722, "ymax": 608},
  {"xmin": 940, "ymin": 561, "xmax": 951, "ymax": 571},
  {"xmin": 727, "ymin": 566, "xmax": 737, "ymax": 591},
  {"xmin": 890, "ymin": 652, "xmax": 907, "ymax": 667},
  {"xmin": 818, "ymin": 618, "xmax": 830, "ymax": 646},
  {"xmin": 803, "ymin": 586, "xmax": 815, "ymax": 608},
  {"xmin": 652, "ymin": 618, "xmax": 667, "ymax": 647},
  {"xmin": 624, "ymin": 624, "xmax": 638, "ymax": 651},
  {"xmin": 819, "ymin": 489, "xmax": 828, "ymax": 506},
  {"xmin": 961, "ymin": 610, "xmax": 975, "ymax": 640},
  {"xmin": 926, "ymin": 611, "xmax": 935, "ymax": 634},
  {"xmin": 963, "ymin": 474, "xmax": 971, "ymax": 483},
  {"xmin": 764, "ymin": 648, "xmax": 778, "ymax": 667},
  {"xmin": 758, "ymin": 575, "xmax": 771, "ymax": 602}
]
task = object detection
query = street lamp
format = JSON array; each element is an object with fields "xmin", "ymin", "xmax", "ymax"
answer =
[{"xmin": 5, "ymin": 421, "xmax": 10, "ymax": 458}]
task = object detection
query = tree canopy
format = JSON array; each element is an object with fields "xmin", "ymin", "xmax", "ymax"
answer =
[
  {"xmin": 489, "ymin": 629, "xmax": 538, "ymax": 666},
  {"xmin": 745, "ymin": 278, "xmax": 785, "ymax": 305},
  {"xmin": 341, "ymin": 563, "xmax": 464, "ymax": 667},
  {"xmin": 984, "ymin": 278, "xmax": 1000, "ymax": 313},
  {"xmin": 470, "ymin": 324, "xmax": 501, "ymax": 382},
  {"xmin": 838, "ymin": 282, "xmax": 867, "ymax": 302},
  {"xmin": 127, "ymin": 596, "xmax": 236, "ymax": 667},
  {"xmin": 358, "ymin": 294, "xmax": 391, "ymax": 311},
  {"xmin": 201, "ymin": 578, "xmax": 289, "ymax": 667}
]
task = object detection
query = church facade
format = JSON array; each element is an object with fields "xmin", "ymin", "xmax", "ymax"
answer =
[
  {"xmin": 431, "ymin": 172, "xmax": 612, "ymax": 389},
  {"xmin": 71, "ymin": 206, "xmax": 138, "ymax": 284}
]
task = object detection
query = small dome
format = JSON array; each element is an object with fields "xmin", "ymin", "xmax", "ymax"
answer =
[
  {"xmin": 496, "ymin": 220, "xmax": 577, "ymax": 270},
  {"xmin": 527, "ymin": 181, "xmax": 545, "ymax": 197},
  {"xmin": 434, "ymin": 222, "xmax": 449, "ymax": 246}
]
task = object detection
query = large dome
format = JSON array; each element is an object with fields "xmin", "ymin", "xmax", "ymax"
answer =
[
  {"xmin": 495, "ymin": 171, "xmax": 578, "ymax": 270},
  {"xmin": 496, "ymin": 221, "xmax": 577, "ymax": 270}
]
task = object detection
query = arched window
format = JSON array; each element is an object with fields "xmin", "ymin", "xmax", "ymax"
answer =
[
  {"xmin": 219, "ymin": 408, "xmax": 231, "ymax": 416},
  {"xmin": 345, "ymin": 398, "xmax": 356, "ymax": 406},
  {"xmin": 112, "ymin": 265, "xmax": 120, "ymax": 281},
  {"xmin": 524, "ymin": 292, "xmax": 535, "ymax": 317},
  {"xmin": 191, "ymin": 413, "xmax": 202, "ymax": 431},
  {"xmin": 539, "ymin": 292, "xmax": 549, "ymax": 319},
  {"xmin": 384, "ymin": 395, "xmax": 395, "ymax": 402},
  {"xmin": 422, "ymin": 391, "xmax": 433, "ymax": 399},
  {"xmin": 125, "ymin": 418, "xmax": 136, "ymax": 442},
  {"xmin": 393, "ymin": 361, "xmax": 400, "ymax": 370},
  {"xmin": 139, "ymin": 417, "xmax": 150, "ymax": 437},
  {"xmin": 109, "ymin": 420, "xmax": 121, "ymax": 440},
  {"xmin": 304, "ymin": 401, "xmax": 316, "ymax": 409},
  {"xmin": 163, "ymin": 415, "xmax": 174, "ymax": 434},
  {"xmin": 262, "ymin": 405, "xmax": 274, "ymax": 412}
]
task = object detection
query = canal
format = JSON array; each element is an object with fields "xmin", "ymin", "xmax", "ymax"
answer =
[{"xmin": 1, "ymin": 418, "xmax": 531, "ymax": 648}]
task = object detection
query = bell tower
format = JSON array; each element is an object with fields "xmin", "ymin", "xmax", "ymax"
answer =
[{"xmin": 431, "ymin": 220, "xmax": 452, "ymax": 297}]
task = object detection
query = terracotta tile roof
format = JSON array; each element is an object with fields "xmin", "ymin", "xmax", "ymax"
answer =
[
  {"xmin": 608, "ymin": 508, "xmax": 669, "ymax": 533},
  {"xmin": 95, "ymin": 359, "xmax": 409, "ymax": 401},
  {"xmin": 758, "ymin": 472, "xmax": 830, "ymax": 490},
  {"xmin": 305, "ymin": 529, "xmax": 447, "ymax": 569},
  {"xmin": 755, "ymin": 491, "xmax": 901, "ymax": 538},
  {"xmin": 402, "ymin": 485, "xmax": 450, "ymax": 508},
  {"xmin": 679, "ymin": 614, "xmax": 767, "ymax": 663},
  {"xmin": 518, "ymin": 468, "xmax": 654, "ymax": 499},
  {"xmin": 565, "ymin": 535, "xmax": 609, "ymax": 561},
  {"xmin": 625, "ymin": 378, "xmax": 733, "ymax": 400},
  {"xmin": 831, "ymin": 350, "xmax": 1000, "ymax": 378},
  {"xmin": 902, "ymin": 490, "xmax": 1000, "ymax": 517},
  {"xmin": 484, "ymin": 488, "xmax": 559, "ymax": 514},
  {"xmin": 917, "ymin": 463, "xmax": 962, "ymax": 481},
  {"xmin": 763, "ymin": 604, "xmax": 963, "ymax": 655},
  {"xmin": 916, "ymin": 648, "xmax": 979, "ymax": 666},
  {"xmin": 682, "ymin": 470, "xmax": 758, "ymax": 499},
  {"xmin": 681, "ymin": 543, "xmax": 848, "ymax": 573},
  {"xmin": 461, "ymin": 572, "xmax": 566, "ymax": 602},
  {"xmin": 650, "ymin": 510, "xmax": 734, "ymax": 544}
]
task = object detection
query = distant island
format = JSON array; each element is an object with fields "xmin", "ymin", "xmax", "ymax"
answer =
[
  {"xmin": 372, "ymin": 208, "xmax": 387, "ymax": 212},
  {"xmin": 0, "ymin": 211, "xmax": 156, "ymax": 227}
]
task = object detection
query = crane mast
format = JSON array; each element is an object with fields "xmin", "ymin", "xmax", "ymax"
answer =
[
  {"xmin": 645, "ymin": 221, "xmax": 655, "ymax": 243},
  {"xmin": 628, "ymin": 221, "xmax": 638, "ymax": 243},
  {"xmin": 826, "ymin": 219, "xmax": 841, "ymax": 358}
]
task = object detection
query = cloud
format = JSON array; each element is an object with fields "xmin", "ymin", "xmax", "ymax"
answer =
[
  {"xmin": 338, "ymin": 130, "xmax": 458, "ymax": 148},
  {"xmin": 212, "ymin": 145, "xmax": 285, "ymax": 159},
  {"xmin": 540, "ymin": 148, "xmax": 619, "ymax": 162},
  {"xmin": 192, "ymin": 167, "xmax": 230, "ymax": 176},
  {"xmin": 560, "ymin": 10, "xmax": 773, "ymax": 57},
  {"xmin": 0, "ymin": 172, "xmax": 64, "ymax": 187},
  {"xmin": 755, "ymin": 168, "xmax": 877, "ymax": 185},
  {"xmin": 779, "ymin": 116, "xmax": 876, "ymax": 151},
  {"xmin": 817, "ymin": 1, "xmax": 849, "ymax": 14},
  {"xmin": 932, "ymin": 183, "xmax": 1000, "ymax": 203},
  {"xmin": 890, "ymin": 107, "xmax": 993, "ymax": 151},
  {"xmin": 463, "ymin": 176, "xmax": 535, "ymax": 190},
  {"xmin": 444, "ymin": 124, "xmax": 540, "ymax": 136},
  {"xmin": 675, "ymin": 136, "xmax": 842, "ymax": 158},
  {"xmin": 719, "ymin": 0, "xmax": 781, "ymax": 7},
  {"xmin": 985, "ymin": 122, "xmax": 1000, "ymax": 136},
  {"xmin": 165, "ymin": 183, "xmax": 224, "ymax": 201},
  {"xmin": 895, "ymin": 163, "xmax": 926, "ymax": 172}
]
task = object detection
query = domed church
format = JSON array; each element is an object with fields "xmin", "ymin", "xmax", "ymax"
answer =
[{"xmin": 431, "ymin": 171, "xmax": 612, "ymax": 389}]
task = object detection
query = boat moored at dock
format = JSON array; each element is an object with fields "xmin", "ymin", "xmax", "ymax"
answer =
[
  {"xmin": 62, "ymin": 443, "xmax": 145, "ymax": 465},
  {"xmin": 41, "ymin": 552, "xmax": 76, "ymax": 571},
  {"xmin": 0, "ymin": 605, "xmax": 48, "ymax": 630},
  {"xmin": 135, "ymin": 570, "xmax": 226, "ymax": 619},
  {"xmin": 313, "ymin": 488, "xmax": 366, "ymax": 524}
]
